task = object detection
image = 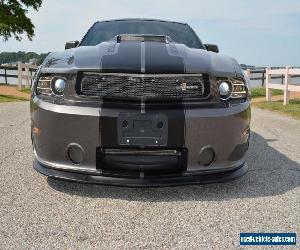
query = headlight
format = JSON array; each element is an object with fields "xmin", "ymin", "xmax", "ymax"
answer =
[
  {"xmin": 217, "ymin": 78, "xmax": 247, "ymax": 100},
  {"xmin": 218, "ymin": 81, "xmax": 231, "ymax": 99},
  {"xmin": 36, "ymin": 76, "xmax": 66, "ymax": 95},
  {"xmin": 53, "ymin": 78, "xmax": 66, "ymax": 94},
  {"xmin": 36, "ymin": 76, "xmax": 52, "ymax": 95},
  {"xmin": 231, "ymin": 78, "xmax": 247, "ymax": 99}
]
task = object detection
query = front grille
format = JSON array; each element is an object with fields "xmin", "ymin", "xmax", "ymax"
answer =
[{"xmin": 79, "ymin": 73, "xmax": 209, "ymax": 101}]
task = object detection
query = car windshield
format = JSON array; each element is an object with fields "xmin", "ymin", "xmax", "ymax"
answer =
[{"xmin": 80, "ymin": 20, "xmax": 204, "ymax": 49}]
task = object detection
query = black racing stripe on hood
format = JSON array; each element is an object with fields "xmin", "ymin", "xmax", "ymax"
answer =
[
  {"xmin": 101, "ymin": 41, "xmax": 141, "ymax": 73},
  {"xmin": 144, "ymin": 41, "xmax": 185, "ymax": 74},
  {"xmin": 99, "ymin": 40, "xmax": 186, "ymax": 149},
  {"xmin": 144, "ymin": 41, "xmax": 185, "ymax": 147}
]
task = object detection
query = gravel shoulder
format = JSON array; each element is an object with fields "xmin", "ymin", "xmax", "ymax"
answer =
[{"xmin": 0, "ymin": 102, "xmax": 299, "ymax": 249}]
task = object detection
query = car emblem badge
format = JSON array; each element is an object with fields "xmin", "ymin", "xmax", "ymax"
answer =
[{"xmin": 177, "ymin": 82, "xmax": 199, "ymax": 91}]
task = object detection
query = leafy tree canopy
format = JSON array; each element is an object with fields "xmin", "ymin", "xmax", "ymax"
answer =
[
  {"xmin": 0, "ymin": 51, "xmax": 49, "ymax": 65},
  {"xmin": 0, "ymin": 0, "xmax": 42, "ymax": 41}
]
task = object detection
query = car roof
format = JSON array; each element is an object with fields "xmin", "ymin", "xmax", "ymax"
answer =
[{"xmin": 95, "ymin": 18, "xmax": 188, "ymax": 26}]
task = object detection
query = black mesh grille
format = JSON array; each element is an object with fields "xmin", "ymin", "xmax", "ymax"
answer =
[{"xmin": 79, "ymin": 73, "xmax": 209, "ymax": 100}]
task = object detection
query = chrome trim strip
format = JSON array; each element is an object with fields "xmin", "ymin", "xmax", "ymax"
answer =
[
  {"xmin": 33, "ymin": 97, "xmax": 100, "ymax": 116},
  {"xmin": 232, "ymin": 91, "xmax": 247, "ymax": 94},
  {"xmin": 105, "ymin": 149, "xmax": 180, "ymax": 156},
  {"xmin": 36, "ymin": 87, "xmax": 51, "ymax": 90},
  {"xmin": 33, "ymin": 148, "xmax": 100, "ymax": 174},
  {"xmin": 38, "ymin": 79, "xmax": 52, "ymax": 82}
]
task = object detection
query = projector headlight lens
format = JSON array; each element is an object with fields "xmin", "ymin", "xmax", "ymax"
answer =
[
  {"xmin": 219, "ymin": 81, "xmax": 231, "ymax": 98},
  {"xmin": 54, "ymin": 78, "xmax": 66, "ymax": 94}
]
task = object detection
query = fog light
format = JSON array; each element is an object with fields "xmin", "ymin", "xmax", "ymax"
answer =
[
  {"xmin": 219, "ymin": 81, "xmax": 231, "ymax": 98},
  {"xmin": 54, "ymin": 78, "xmax": 66, "ymax": 94},
  {"xmin": 198, "ymin": 146, "xmax": 215, "ymax": 166},
  {"xmin": 67, "ymin": 143, "xmax": 84, "ymax": 165}
]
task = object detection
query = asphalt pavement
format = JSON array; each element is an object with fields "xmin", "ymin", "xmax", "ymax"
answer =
[{"xmin": 0, "ymin": 102, "xmax": 299, "ymax": 249}]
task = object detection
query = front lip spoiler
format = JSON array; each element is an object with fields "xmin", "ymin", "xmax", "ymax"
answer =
[{"xmin": 33, "ymin": 159, "xmax": 248, "ymax": 187}]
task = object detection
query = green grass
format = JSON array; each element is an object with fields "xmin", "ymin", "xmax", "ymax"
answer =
[
  {"xmin": 251, "ymin": 87, "xmax": 284, "ymax": 98},
  {"xmin": 19, "ymin": 88, "xmax": 31, "ymax": 94},
  {"xmin": 253, "ymin": 99, "xmax": 300, "ymax": 119},
  {"xmin": 0, "ymin": 95, "xmax": 29, "ymax": 103},
  {"xmin": 0, "ymin": 83, "xmax": 15, "ymax": 86}
]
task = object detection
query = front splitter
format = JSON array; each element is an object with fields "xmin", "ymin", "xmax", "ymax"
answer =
[{"xmin": 33, "ymin": 159, "xmax": 248, "ymax": 187}]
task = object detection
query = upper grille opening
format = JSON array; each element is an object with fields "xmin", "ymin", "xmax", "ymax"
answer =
[{"xmin": 78, "ymin": 73, "xmax": 210, "ymax": 101}]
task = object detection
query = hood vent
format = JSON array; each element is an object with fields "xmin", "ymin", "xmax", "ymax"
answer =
[{"xmin": 117, "ymin": 34, "xmax": 169, "ymax": 43}]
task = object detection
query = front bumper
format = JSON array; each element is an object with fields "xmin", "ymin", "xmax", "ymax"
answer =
[
  {"xmin": 31, "ymin": 97, "xmax": 251, "ymax": 186},
  {"xmin": 34, "ymin": 159, "xmax": 248, "ymax": 187}
]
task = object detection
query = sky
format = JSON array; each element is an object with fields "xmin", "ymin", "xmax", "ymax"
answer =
[{"xmin": 1, "ymin": 0, "xmax": 300, "ymax": 67}]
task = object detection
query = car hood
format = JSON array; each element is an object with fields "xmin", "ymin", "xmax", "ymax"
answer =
[{"xmin": 42, "ymin": 38, "xmax": 243, "ymax": 77}]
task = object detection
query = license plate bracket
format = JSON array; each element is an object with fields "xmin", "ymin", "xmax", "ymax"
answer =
[{"xmin": 117, "ymin": 113, "xmax": 168, "ymax": 146}]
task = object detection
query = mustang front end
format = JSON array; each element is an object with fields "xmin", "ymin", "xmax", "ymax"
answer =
[{"xmin": 31, "ymin": 19, "xmax": 251, "ymax": 186}]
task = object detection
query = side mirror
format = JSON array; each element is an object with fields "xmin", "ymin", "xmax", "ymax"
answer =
[
  {"xmin": 204, "ymin": 43, "xmax": 219, "ymax": 53},
  {"xmin": 65, "ymin": 41, "xmax": 79, "ymax": 50}
]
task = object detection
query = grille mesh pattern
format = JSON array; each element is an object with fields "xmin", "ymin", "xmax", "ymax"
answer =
[{"xmin": 80, "ymin": 73, "xmax": 207, "ymax": 100}]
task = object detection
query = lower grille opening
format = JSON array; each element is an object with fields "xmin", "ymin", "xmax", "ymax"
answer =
[{"xmin": 97, "ymin": 148, "xmax": 188, "ymax": 178}]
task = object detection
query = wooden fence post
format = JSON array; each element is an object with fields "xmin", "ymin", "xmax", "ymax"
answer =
[
  {"xmin": 30, "ymin": 70, "xmax": 33, "ymax": 86},
  {"xmin": 4, "ymin": 68, "xmax": 8, "ymax": 84},
  {"xmin": 245, "ymin": 68, "xmax": 251, "ymax": 79},
  {"xmin": 25, "ymin": 64, "xmax": 30, "ymax": 87},
  {"xmin": 283, "ymin": 66, "xmax": 290, "ymax": 105},
  {"xmin": 265, "ymin": 67, "xmax": 271, "ymax": 101},
  {"xmin": 17, "ymin": 61, "xmax": 22, "ymax": 89}
]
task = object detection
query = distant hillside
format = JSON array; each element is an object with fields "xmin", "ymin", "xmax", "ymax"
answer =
[{"xmin": 0, "ymin": 52, "xmax": 50, "ymax": 65}]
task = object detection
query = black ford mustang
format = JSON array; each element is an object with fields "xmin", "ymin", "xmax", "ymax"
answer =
[{"xmin": 31, "ymin": 19, "xmax": 251, "ymax": 186}]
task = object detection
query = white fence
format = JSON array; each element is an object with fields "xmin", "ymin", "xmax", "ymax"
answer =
[
  {"xmin": 17, "ymin": 62, "xmax": 38, "ymax": 89},
  {"xmin": 265, "ymin": 67, "xmax": 300, "ymax": 105}
]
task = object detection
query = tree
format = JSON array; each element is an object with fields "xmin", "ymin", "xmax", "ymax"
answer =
[
  {"xmin": 0, "ymin": 51, "xmax": 49, "ymax": 65},
  {"xmin": 0, "ymin": 0, "xmax": 42, "ymax": 41}
]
